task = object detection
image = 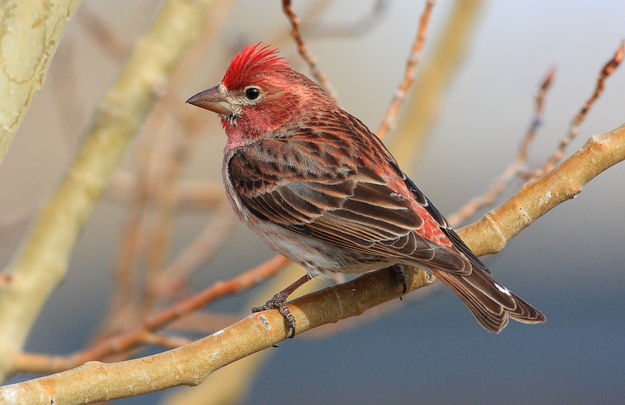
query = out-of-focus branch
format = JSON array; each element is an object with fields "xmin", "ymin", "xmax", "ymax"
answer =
[
  {"xmin": 78, "ymin": 4, "xmax": 127, "ymax": 59},
  {"xmin": 0, "ymin": 0, "xmax": 221, "ymax": 382},
  {"xmin": 447, "ymin": 67, "xmax": 556, "ymax": 226},
  {"xmin": 389, "ymin": 0, "xmax": 485, "ymax": 168},
  {"xmin": 306, "ymin": 0, "xmax": 389, "ymax": 39},
  {"xmin": 376, "ymin": 0, "xmax": 436, "ymax": 139},
  {"xmin": 107, "ymin": 172, "xmax": 225, "ymax": 210},
  {"xmin": 3, "ymin": 122, "xmax": 625, "ymax": 403},
  {"xmin": 10, "ymin": 255, "xmax": 289, "ymax": 375},
  {"xmin": 281, "ymin": 0, "xmax": 337, "ymax": 100},
  {"xmin": 0, "ymin": 0, "xmax": 82, "ymax": 164},
  {"xmin": 449, "ymin": 41, "xmax": 623, "ymax": 226},
  {"xmin": 533, "ymin": 41, "xmax": 624, "ymax": 177},
  {"xmin": 156, "ymin": 205, "xmax": 237, "ymax": 298}
]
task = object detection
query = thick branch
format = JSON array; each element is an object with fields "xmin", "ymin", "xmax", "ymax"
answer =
[
  {"xmin": 461, "ymin": 123, "xmax": 625, "ymax": 255},
  {"xmin": 0, "ymin": 0, "xmax": 83, "ymax": 165},
  {"xmin": 0, "ymin": 0, "xmax": 219, "ymax": 381},
  {"xmin": 1, "ymin": 122, "xmax": 624, "ymax": 404}
]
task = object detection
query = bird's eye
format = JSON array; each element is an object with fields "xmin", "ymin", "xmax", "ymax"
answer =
[{"xmin": 245, "ymin": 87, "xmax": 261, "ymax": 100}]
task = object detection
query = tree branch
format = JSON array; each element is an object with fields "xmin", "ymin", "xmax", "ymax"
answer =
[
  {"xmin": 0, "ymin": 0, "xmax": 221, "ymax": 381},
  {"xmin": 2, "ymin": 122, "xmax": 624, "ymax": 404},
  {"xmin": 0, "ymin": 0, "xmax": 83, "ymax": 165}
]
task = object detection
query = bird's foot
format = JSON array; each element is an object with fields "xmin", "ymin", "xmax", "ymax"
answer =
[
  {"xmin": 252, "ymin": 292, "xmax": 297, "ymax": 338},
  {"xmin": 391, "ymin": 264, "xmax": 408, "ymax": 298}
]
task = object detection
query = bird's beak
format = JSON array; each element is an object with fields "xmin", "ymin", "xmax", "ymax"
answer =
[{"xmin": 186, "ymin": 83, "xmax": 234, "ymax": 115}]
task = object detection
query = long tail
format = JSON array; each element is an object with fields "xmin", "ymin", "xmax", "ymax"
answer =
[{"xmin": 433, "ymin": 267, "xmax": 545, "ymax": 333}]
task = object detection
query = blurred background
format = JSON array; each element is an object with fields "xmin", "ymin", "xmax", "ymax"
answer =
[{"xmin": 1, "ymin": 0, "xmax": 624, "ymax": 404}]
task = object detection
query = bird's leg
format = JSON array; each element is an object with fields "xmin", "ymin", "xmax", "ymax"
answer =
[
  {"xmin": 390, "ymin": 264, "xmax": 408, "ymax": 296},
  {"xmin": 252, "ymin": 273, "xmax": 313, "ymax": 338}
]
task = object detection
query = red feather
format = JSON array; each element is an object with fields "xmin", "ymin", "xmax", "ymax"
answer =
[{"xmin": 222, "ymin": 43, "xmax": 290, "ymax": 90}]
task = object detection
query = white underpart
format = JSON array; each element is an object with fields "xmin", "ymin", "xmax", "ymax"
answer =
[{"xmin": 494, "ymin": 282, "xmax": 511, "ymax": 295}]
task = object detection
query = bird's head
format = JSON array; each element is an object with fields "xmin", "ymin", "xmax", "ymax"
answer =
[{"xmin": 187, "ymin": 44, "xmax": 326, "ymax": 148}]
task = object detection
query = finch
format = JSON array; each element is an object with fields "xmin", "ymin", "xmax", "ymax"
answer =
[{"xmin": 187, "ymin": 44, "xmax": 545, "ymax": 336}]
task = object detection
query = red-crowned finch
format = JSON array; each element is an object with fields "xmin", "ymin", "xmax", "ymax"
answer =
[{"xmin": 187, "ymin": 44, "xmax": 545, "ymax": 336}]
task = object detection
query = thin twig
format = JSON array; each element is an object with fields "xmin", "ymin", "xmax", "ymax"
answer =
[
  {"xmin": 447, "ymin": 67, "xmax": 556, "ymax": 226},
  {"xmin": 307, "ymin": 0, "xmax": 390, "ymax": 39},
  {"xmin": 281, "ymin": 0, "xmax": 337, "ymax": 100},
  {"xmin": 532, "ymin": 41, "xmax": 624, "ymax": 177},
  {"xmin": 156, "ymin": 205, "xmax": 237, "ymax": 298},
  {"xmin": 107, "ymin": 173, "xmax": 225, "ymax": 210},
  {"xmin": 376, "ymin": 0, "xmax": 436, "ymax": 139},
  {"xmin": 78, "ymin": 4, "xmax": 127, "ymax": 59},
  {"xmin": 11, "ymin": 255, "xmax": 289, "ymax": 374},
  {"xmin": 0, "ymin": 275, "xmax": 12, "ymax": 287}
]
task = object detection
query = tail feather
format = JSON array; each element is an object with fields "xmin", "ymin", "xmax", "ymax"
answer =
[{"xmin": 433, "ymin": 267, "xmax": 545, "ymax": 334}]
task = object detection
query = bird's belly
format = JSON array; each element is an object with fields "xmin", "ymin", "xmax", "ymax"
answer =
[{"xmin": 247, "ymin": 219, "xmax": 393, "ymax": 276}]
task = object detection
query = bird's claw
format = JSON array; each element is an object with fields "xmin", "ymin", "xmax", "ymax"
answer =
[
  {"xmin": 252, "ymin": 292, "xmax": 297, "ymax": 338},
  {"xmin": 391, "ymin": 264, "xmax": 408, "ymax": 297}
]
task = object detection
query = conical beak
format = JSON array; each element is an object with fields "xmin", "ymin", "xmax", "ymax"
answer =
[{"xmin": 186, "ymin": 83, "xmax": 234, "ymax": 115}]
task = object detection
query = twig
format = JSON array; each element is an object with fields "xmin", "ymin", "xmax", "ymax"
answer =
[
  {"xmin": 0, "ymin": 206, "xmax": 37, "ymax": 237},
  {"xmin": 462, "ymin": 123, "xmax": 625, "ymax": 256},
  {"xmin": 107, "ymin": 173, "xmax": 225, "ymax": 210},
  {"xmin": 0, "ymin": 275, "xmax": 12, "ymax": 287},
  {"xmin": 532, "ymin": 41, "xmax": 624, "ymax": 177},
  {"xmin": 307, "ymin": 0, "xmax": 390, "ymax": 39},
  {"xmin": 376, "ymin": 0, "xmax": 436, "ymax": 139},
  {"xmin": 447, "ymin": 67, "xmax": 556, "ymax": 226},
  {"xmin": 156, "ymin": 205, "xmax": 237, "ymax": 298},
  {"xmin": 10, "ymin": 255, "xmax": 289, "ymax": 375},
  {"xmin": 281, "ymin": 0, "xmax": 337, "ymax": 100},
  {"xmin": 0, "ymin": 0, "xmax": 229, "ymax": 381},
  {"xmin": 77, "ymin": 4, "xmax": 128, "ymax": 59}
]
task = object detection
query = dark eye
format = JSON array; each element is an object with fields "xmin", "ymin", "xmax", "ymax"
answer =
[{"xmin": 245, "ymin": 87, "xmax": 260, "ymax": 100}]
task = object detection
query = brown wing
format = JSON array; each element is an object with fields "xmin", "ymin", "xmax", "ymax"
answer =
[
  {"xmin": 227, "ymin": 116, "xmax": 545, "ymax": 333},
  {"xmin": 227, "ymin": 128, "xmax": 470, "ymax": 275}
]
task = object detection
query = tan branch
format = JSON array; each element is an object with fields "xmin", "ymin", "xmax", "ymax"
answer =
[
  {"xmin": 0, "ymin": 0, "xmax": 83, "ymax": 164},
  {"xmin": 0, "ymin": 0, "xmax": 222, "ymax": 381},
  {"xmin": 461, "ymin": 123, "xmax": 625, "ymax": 255},
  {"xmin": 376, "ymin": 0, "xmax": 436, "ymax": 138},
  {"xmin": 281, "ymin": 0, "xmax": 337, "ymax": 100},
  {"xmin": 1, "ymin": 268, "xmax": 432, "ymax": 404},
  {"xmin": 2, "ymin": 122, "xmax": 624, "ymax": 404},
  {"xmin": 10, "ymin": 255, "xmax": 288, "ymax": 375},
  {"xmin": 388, "ymin": 0, "xmax": 485, "ymax": 169}
]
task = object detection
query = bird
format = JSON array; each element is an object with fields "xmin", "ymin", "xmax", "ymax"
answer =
[{"xmin": 186, "ymin": 43, "xmax": 545, "ymax": 337}]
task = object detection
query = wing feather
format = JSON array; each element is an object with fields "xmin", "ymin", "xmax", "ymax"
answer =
[{"xmin": 227, "ymin": 131, "xmax": 471, "ymax": 275}]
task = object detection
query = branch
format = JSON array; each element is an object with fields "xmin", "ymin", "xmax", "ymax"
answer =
[
  {"xmin": 281, "ymin": 0, "xmax": 337, "ymax": 100},
  {"xmin": 0, "ymin": 0, "xmax": 83, "ymax": 165},
  {"xmin": 2, "ymin": 122, "xmax": 624, "ymax": 404},
  {"xmin": 376, "ymin": 0, "xmax": 436, "ymax": 138},
  {"xmin": 447, "ymin": 67, "xmax": 556, "ymax": 226},
  {"xmin": 388, "ymin": 0, "xmax": 485, "ymax": 170},
  {"xmin": 0, "ymin": 0, "xmax": 223, "ymax": 381},
  {"xmin": 10, "ymin": 256, "xmax": 288, "ymax": 375},
  {"xmin": 461, "ymin": 123, "xmax": 625, "ymax": 255},
  {"xmin": 533, "ymin": 41, "xmax": 624, "ymax": 177}
]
